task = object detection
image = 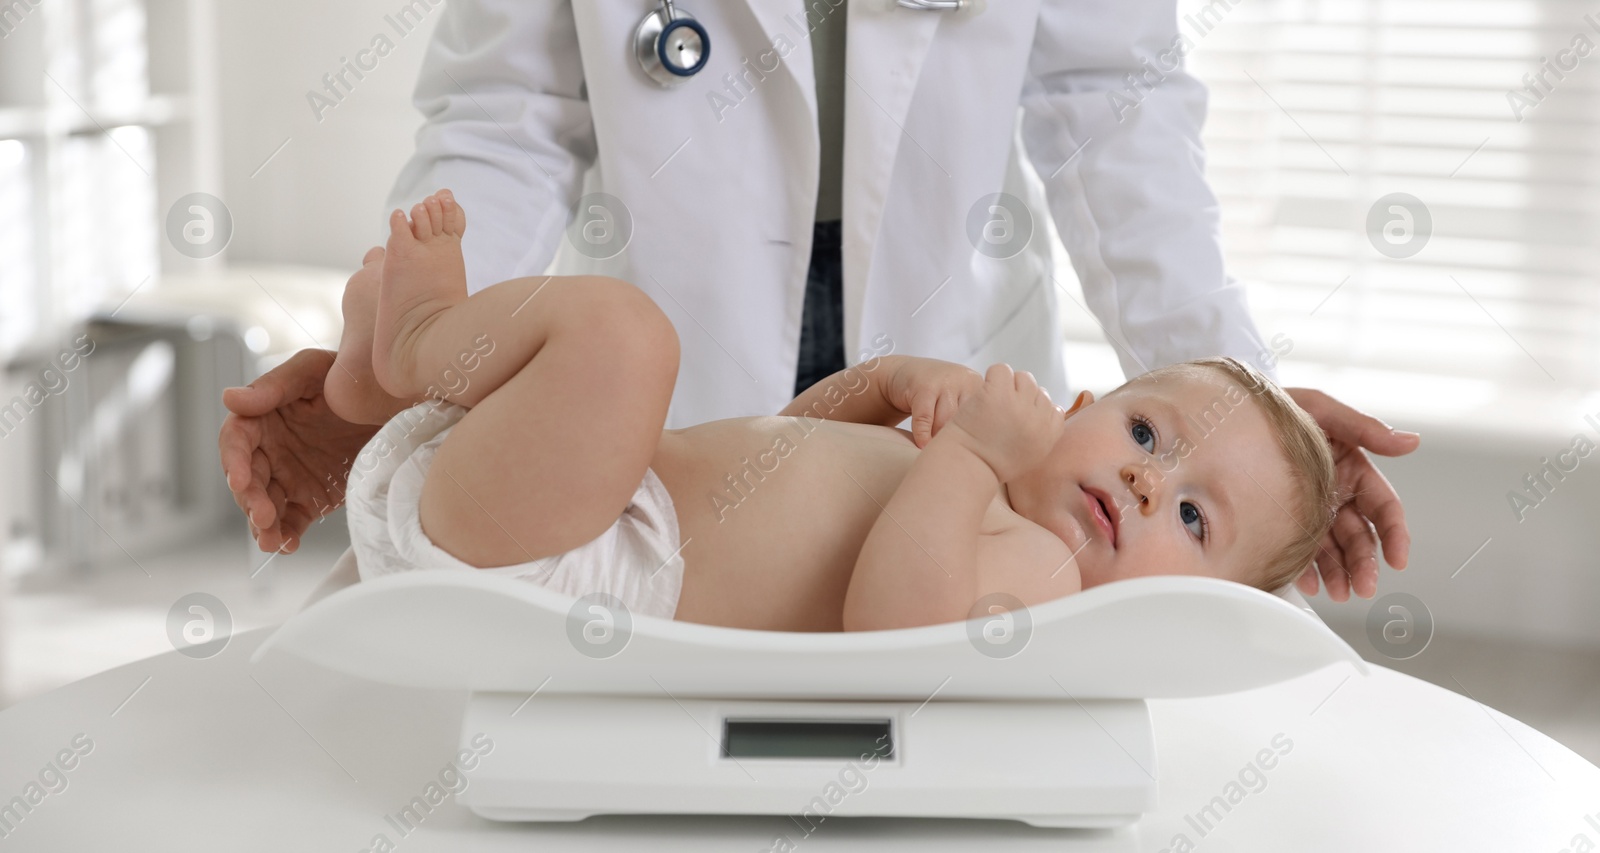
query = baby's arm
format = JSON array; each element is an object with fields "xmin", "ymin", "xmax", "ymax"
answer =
[
  {"xmin": 778, "ymin": 355, "xmax": 985, "ymax": 443},
  {"xmin": 843, "ymin": 364, "xmax": 1072, "ymax": 630},
  {"xmin": 778, "ymin": 354, "xmax": 908, "ymax": 426},
  {"xmin": 841, "ymin": 434, "xmax": 996, "ymax": 630}
]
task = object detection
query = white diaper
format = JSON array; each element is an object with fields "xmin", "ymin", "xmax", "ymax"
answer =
[{"xmin": 345, "ymin": 400, "xmax": 685, "ymax": 620}]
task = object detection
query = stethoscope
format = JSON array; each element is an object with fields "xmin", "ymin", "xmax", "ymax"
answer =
[{"xmin": 634, "ymin": 0, "xmax": 966, "ymax": 87}]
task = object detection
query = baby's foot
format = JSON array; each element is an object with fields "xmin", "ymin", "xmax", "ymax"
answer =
[
  {"xmin": 372, "ymin": 189, "xmax": 469, "ymax": 397},
  {"xmin": 327, "ymin": 247, "xmax": 422, "ymax": 425}
]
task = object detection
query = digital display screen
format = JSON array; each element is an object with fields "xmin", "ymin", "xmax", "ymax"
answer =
[{"xmin": 721, "ymin": 718, "xmax": 894, "ymax": 759}]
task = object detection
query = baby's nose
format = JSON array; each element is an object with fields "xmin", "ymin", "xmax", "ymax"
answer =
[{"xmin": 1119, "ymin": 465, "xmax": 1159, "ymax": 510}]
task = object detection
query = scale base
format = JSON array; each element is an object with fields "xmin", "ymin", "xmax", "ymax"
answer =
[
  {"xmin": 457, "ymin": 693, "xmax": 1156, "ymax": 829},
  {"xmin": 469, "ymin": 806, "xmax": 1137, "ymax": 829}
]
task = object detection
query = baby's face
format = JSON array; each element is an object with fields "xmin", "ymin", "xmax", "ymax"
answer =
[{"xmin": 1004, "ymin": 370, "xmax": 1300, "ymax": 590}]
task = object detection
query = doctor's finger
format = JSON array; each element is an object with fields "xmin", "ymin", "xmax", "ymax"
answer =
[
  {"xmin": 262, "ymin": 511, "xmax": 307, "ymax": 555},
  {"xmin": 227, "ymin": 471, "xmax": 255, "ymax": 522},
  {"xmin": 254, "ymin": 523, "xmax": 286, "ymax": 555},
  {"xmin": 270, "ymin": 509, "xmax": 307, "ymax": 549},
  {"xmin": 1346, "ymin": 458, "xmax": 1412, "ymax": 570},
  {"xmin": 1315, "ymin": 532, "xmax": 1352, "ymax": 603},
  {"xmin": 235, "ymin": 479, "xmax": 273, "ymax": 540},
  {"xmin": 241, "ymin": 448, "xmax": 277, "ymax": 529},
  {"xmin": 266, "ymin": 479, "xmax": 289, "ymax": 537},
  {"xmin": 1330, "ymin": 504, "xmax": 1380, "ymax": 599},
  {"xmin": 1291, "ymin": 387, "xmax": 1421, "ymax": 458},
  {"xmin": 287, "ymin": 501, "xmax": 321, "ymax": 533},
  {"xmin": 219, "ymin": 413, "xmax": 262, "ymax": 493},
  {"xmin": 246, "ymin": 453, "xmax": 279, "ymax": 531},
  {"xmin": 1295, "ymin": 561, "xmax": 1321, "ymax": 598},
  {"xmin": 222, "ymin": 349, "xmax": 338, "ymax": 417}
]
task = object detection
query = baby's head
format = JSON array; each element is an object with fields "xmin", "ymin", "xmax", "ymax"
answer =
[{"xmin": 1005, "ymin": 357, "xmax": 1338, "ymax": 594}]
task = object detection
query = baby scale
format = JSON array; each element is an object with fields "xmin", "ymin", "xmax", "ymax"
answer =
[{"xmin": 252, "ymin": 568, "xmax": 1365, "ymax": 828}]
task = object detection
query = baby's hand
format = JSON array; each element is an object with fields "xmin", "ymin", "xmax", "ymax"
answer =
[
  {"xmin": 884, "ymin": 356, "xmax": 984, "ymax": 448},
  {"xmin": 942, "ymin": 363, "xmax": 1066, "ymax": 483}
]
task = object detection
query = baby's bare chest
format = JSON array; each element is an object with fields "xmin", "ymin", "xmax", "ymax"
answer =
[
  {"xmin": 656, "ymin": 417, "xmax": 930, "ymax": 564},
  {"xmin": 649, "ymin": 417, "xmax": 1012, "ymax": 629}
]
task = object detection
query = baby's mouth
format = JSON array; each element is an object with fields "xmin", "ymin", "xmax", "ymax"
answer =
[{"xmin": 1081, "ymin": 486, "xmax": 1118, "ymax": 549}]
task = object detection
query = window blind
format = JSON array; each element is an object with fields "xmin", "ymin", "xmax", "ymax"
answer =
[{"xmin": 1060, "ymin": 0, "xmax": 1600, "ymax": 393}]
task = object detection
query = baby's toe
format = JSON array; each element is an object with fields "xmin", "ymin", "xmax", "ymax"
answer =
[
  {"xmin": 387, "ymin": 210, "xmax": 414, "ymax": 247},
  {"xmin": 439, "ymin": 192, "xmax": 466, "ymax": 237},
  {"xmin": 409, "ymin": 202, "xmax": 433, "ymax": 241},
  {"xmin": 424, "ymin": 196, "xmax": 445, "ymax": 236}
]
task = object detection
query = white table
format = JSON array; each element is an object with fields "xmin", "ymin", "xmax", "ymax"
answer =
[{"xmin": 0, "ymin": 625, "xmax": 1595, "ymax": 851}]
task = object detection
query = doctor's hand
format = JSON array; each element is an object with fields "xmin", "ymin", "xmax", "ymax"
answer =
[
  {"xmin": 218, "ymin": 348, "xmax": 379, "ymax": 554},
  {"xmin": 1285, "ymin": 387, "xmax": 1421, "ymax": 603}
]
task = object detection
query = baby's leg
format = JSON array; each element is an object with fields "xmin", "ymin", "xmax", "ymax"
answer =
[{"xmin": 372, "ymin": 190, "xmax": 679, "ymax": 568}]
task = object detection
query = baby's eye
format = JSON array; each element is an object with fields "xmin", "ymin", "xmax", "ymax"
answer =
[
  {"xmin": 1129, "ymin": 417, "xmax": 1156, "ymax": 452},
  {"xmin": 1180, "ymin": 501, "xmax": 1206, "ymax": 540}
]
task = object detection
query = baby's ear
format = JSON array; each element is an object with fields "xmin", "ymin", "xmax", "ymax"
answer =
[{"xmin": 1064, "ymin": 390, "xmax": 1093, "ymax": 417}]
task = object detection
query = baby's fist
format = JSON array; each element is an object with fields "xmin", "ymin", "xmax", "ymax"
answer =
[{"xmin": 944, "ymin": 364, "xmax": 1066, "ymax": 483}]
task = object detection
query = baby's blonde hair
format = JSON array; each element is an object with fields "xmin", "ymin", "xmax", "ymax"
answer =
[{"xmin": 1127, "ymin": 357, "xmax": 1339, "ymax": 594}]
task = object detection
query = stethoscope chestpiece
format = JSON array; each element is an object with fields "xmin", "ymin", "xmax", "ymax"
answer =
[{"xmin": 635, "ymin": 0, "xmax": 709, "ymax": 88}]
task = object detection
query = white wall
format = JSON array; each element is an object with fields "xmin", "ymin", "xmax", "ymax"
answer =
[
  {"xmin": 1309, "ymin": 426, "xmax": 1600, "ymax": 654},
  {"xmin": 215, "ymin": 0, "xmax": 442, "ymax": 271}
]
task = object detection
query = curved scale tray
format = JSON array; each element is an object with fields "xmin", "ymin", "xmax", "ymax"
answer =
[{"xmin": 251, "ymin": 570, "xmax": 1366, "ymax": 700}]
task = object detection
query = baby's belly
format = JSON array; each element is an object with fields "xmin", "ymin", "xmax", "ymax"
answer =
[{"xmin": 650, "ymin": 417, "xmax": 920, "ymax": 631}]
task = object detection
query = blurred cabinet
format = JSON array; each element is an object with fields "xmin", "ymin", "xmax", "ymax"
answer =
[
  {"xmin": 2, "ymin": 316, "xmax": 246, "ymax": 575},
  {"xmin": 0, "ymin": 0, "xmax": 227, "ymax": 580}
]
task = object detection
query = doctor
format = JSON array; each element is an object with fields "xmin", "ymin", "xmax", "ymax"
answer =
[{"xmin": 220, "ymin": 0, "xmax": 1420, "ymax": 601}]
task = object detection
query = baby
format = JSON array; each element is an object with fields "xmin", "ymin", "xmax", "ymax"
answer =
[{"xmin": 325, "ymin": 189, "xmax": 1339, "ymax": 633}]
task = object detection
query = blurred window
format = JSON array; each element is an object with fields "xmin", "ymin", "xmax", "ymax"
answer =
[{"xmin": 1057, "ymin": 0, "xmax": 1600, "ymax": 394}]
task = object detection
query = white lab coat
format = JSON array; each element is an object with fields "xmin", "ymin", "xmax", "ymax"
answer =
[{"xmin": 386, "ymin": 0, "xmax": 1275, "ymax": 429}]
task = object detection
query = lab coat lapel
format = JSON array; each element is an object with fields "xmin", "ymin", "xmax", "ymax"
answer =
[
  {"xmin": 738, "ymin": 0, "xmax": 943, "ymax": 361},
  {"xmin": 840, "ymin": 3, "xmax": 942, "ymax": 358},
  {"xmin": 740, "ymin": 1, "xmax": 819, "ymax": 126}
]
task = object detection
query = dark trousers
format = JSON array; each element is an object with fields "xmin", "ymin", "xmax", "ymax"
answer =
[{"xmin": 793, "ymin": 220, "xmax": 846, "ymax": 398}]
